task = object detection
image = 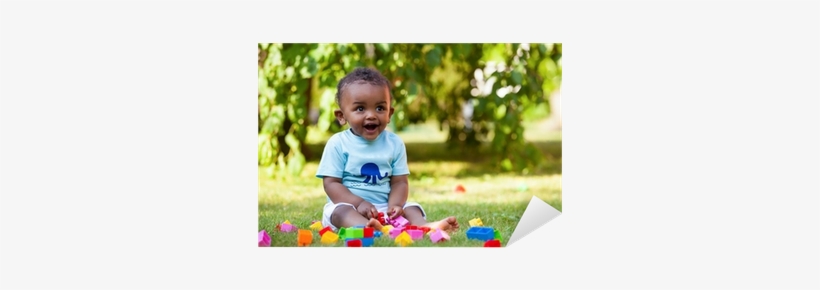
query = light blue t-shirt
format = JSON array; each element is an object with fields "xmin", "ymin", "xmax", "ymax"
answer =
[{"xmin": 316, "ymin": 128, "xmax": 410, "ymax": 204}]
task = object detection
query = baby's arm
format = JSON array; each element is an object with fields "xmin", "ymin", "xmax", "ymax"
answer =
[
  {"xmin": 323, "ymin": 177, "xmax": 365, "ymax": 205},
  {"xmin": 386, "ymin": 174, "xmax": 409, "ymax": 218}
]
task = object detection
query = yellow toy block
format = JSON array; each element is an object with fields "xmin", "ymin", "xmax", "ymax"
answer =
[
  {"xmin": 309, "ymin": 221, "xmax": 323, "ymax": 231},
  {"xmin": 469, "ymin": 218, "xmax": 483, "ymax": 227},
  {"xmin": 394, "ymin": 231, "xmax": 413, "ymax": 247},
  {"xmin": 381, "ymin": 225, "xmax": 394, "ymax": 236},
  {"xmin": 321, "ymin": 232, "xmax": 339, "ymax": 245},
  {"xmin": 283, "ymin": 220, "xmax": 291, "ymax": 225}
]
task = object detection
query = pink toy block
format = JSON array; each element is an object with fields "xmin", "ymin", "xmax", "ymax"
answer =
[
  {"xmin": 407, "ymin": 229, "xmax": 423, "ymax": 240},
  {"xmin": 389, "ymin": 227, "xmax": 405, "ymax": 239},
  {"xmin": 279, "ymin": 223, "xmax": 297, "ymax": 232},
  {"xmin": 258, "ymin": 230, "xmax": 271, "ymax": 247},
  {"xmin": 389, "ymin": 216, "xmax": 409, "ymax": 228},
  {"xmin": 430, "ymin": 229, "xmax": 450, "ymax": 243}
]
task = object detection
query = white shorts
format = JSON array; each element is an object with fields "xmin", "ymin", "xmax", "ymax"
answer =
[{"xmin": 322, "ymin": 201, "xmax": 426, "ymax": 231}]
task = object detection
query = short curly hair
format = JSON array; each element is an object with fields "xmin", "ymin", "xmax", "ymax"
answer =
[{"xmin": 335, "ymin": 67, "xmax": 392, "ymax": 105}]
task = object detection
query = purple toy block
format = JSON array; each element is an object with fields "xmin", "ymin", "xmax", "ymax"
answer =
[
  {"xmin": 258, "ymin": 230, "xmax": 271, "ymax": 247},
  {"xmin": 389, "ymin": 227, "xmax": 405, "ymax": 239},
  {"xmin": 279, "ymin": 223, "xmax": 297, "ymax": 232},
  {"xmin": 407, "ymin": 229, "xmax": 424, "ymax": 240},
  {"xmin": 430, "ymin": 229, "xmax": 450, "ymax": 243}
]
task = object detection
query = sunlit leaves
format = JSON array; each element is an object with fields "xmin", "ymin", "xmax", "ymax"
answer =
[{"xmin": 259, "ymin": 43, "xmax": 562, "ymax": 176}]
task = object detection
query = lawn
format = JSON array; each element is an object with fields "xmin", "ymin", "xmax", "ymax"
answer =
[{"xmin": 258, "ymin": 121, "xmax": 562, "ymax": 247}]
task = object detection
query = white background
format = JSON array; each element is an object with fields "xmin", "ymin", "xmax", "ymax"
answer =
[{"xmin": 1, "ymin": 0, "xmax": 818, "ymax": 289}]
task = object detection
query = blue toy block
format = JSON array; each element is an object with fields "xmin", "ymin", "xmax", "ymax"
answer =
[
  {"xmin": 353, "ymin": 225, "xmax": 365, "ymax": 228},
  {"xmin": 373, "ymin": 231, "xmax": 382, "ymax": 238},
  {"xmin": 466, "ymin": 227, "xmax": 495, "ymax": 241}
]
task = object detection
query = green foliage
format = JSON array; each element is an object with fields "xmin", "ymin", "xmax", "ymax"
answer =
[{"xmin": 259, "ymin": 43, "xmax": 562, "ymax": 176}]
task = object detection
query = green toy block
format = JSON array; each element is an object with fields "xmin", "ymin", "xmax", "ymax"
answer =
[
  {"xmin": 350, "ymin": 228, "xmax": 363, "ymax": 239},
  {"xmin": 338, "ymin": 228, "xmax": 348, "ymax": 239},
  {"xmin": 494, "ymin": 229, "xmax": 501, "ymax": 241}
]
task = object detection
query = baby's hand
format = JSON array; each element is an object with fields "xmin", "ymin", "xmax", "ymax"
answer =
[
  {"xmin": 357, "ymin": 201, "xmax": 378, "ymax": 219},
  {"xmin": 387, "ymin": 205, "xmax": 404, "ymax": 219}
]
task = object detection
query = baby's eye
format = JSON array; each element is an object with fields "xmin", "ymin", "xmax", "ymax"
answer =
[
  {"xmin": 355, "ymin": 106, "xmax": 364, "ymax": 111},
  {"xmin": 376, "ymin": 106, "xmax": 384, "ymax": 111}
]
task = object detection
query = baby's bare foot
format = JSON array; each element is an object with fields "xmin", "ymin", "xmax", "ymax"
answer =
[
  {"xmin": 366, "ymin": 218, "xmax": 383, "ymax": 231},
  {"xmin": 425, "ymin": 216, "xmax": 459, "ymax": 232}
]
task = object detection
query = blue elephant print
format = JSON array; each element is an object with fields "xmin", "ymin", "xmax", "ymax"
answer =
[{"xmin": 360, "ymin": 163, "xmax": 388, "ymax": 184}]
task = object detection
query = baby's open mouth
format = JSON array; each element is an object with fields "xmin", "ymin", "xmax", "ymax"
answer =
[{"xmin": 364, "ymin": 124, "xmax": 378, "ymax": 131}]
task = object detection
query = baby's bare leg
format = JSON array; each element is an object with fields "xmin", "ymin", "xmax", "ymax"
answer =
[
  {"xmin": 403, "ymin": 206, "xmax": 428, "ymax": 225},
  {"xmin": 330, "ymin": 206, "xmax": 370, "ymax": 229},
  {"xmin": 404, "ymin": 206, "xmax": 459, "ymax": 232}
]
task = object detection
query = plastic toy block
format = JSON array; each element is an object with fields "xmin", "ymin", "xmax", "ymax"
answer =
[
  {"xmin": 309, "ymin": 221, "xmax": 323, "ymax": 231},
  {"xmin": 283, "ymin": 220, "xmax": 291, "ymax": 225},
  {"xmin": 279, "ymin": 223, "xmax": 297, "ymax": 232},
  {"xmin": 389, "ymin": 227, "xmax": 405, "ymax": 239},
  {"xmin": 363, "ymin": 227, "xmax": 374, "ymax": 238},
  {"xmin": 454, "ymin": 184, "xmax": 466, "ymax": 194},
  {"xmin": 484, "ymin": 240, "xmax": 501, "ymax": 247},
  {"xmin": 381, "ymin": 225, "xmax": 394, "ymax": 236},
  {"xmin": 429, "ymin": 229, "xmax": 450, "ymax": 243},
  {"xmin": 297, "ymin": 230, "xmax": 313, "ymax": 246},
  {"xmin": 469, "ymin": 218, "xmax": 483, "ymax": 227},
  {"xmin": 360, "ymin": 237, "xmax": 374, "ymax": 247},
  {"xmin": 406, "ymin": 225, "xmax": 418, "ymax": 230},
  {"xmin": 338, "ymin": 228, "xmax": 348, "ymax": 239},
  {"xmin": 419, "ymin": 226, "xmax": 431, "ymax": 234},
  {"xmin": 389, "ymin": 216, "xmax": 409, "ymax": 228},
  {"xmin": 346, "ymin": 239, "xmax": 362, "ymax": 247},
  {"xmin": 321, "ymin": 232, "xmax": 339, "ymax": 244},
  {"xmin": 407, "ymin": 229, "xmax": 424, "ymax": 240},
  {"xmin": 494, "ymin": 229, "xmax": 501, "ymax": 241},
  {"xmin": 319, "ymin": 226, "xmax": 333, "ymax": 237},
  {"xmin": 394, "ymin": 232, "xmax": 413, "ymax": 247},
  {"xmin": 353, "ymin": 225, "xmax": 365, "ymax": 228},
  {"xmin": 258, "ymin": 230, "xmax": 271, "ymax": 247},
  {"xmin": 349, "ymin": 228, "xmax": 363, "ymax": 239},
  {"xmin": 376, "ymin": 212, "xmax": 386, "ymax": 225},
  {"xmin": 465, "ymin": 227, "xmax": 495, "ymax": 241},
  {"xmin": 373, "ymin": 231, "xmax": 382, "ymax": 238}
]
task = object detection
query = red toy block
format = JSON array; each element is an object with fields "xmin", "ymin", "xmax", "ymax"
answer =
[
  {"xmin": 484, "ymin": 240, "xmax": 501, "ymax": 247},
  {"xmin": 419, "ymin": 226, "xmax": 431, "ymax": 234},
  {"xmin": 363, "ymin": 227, "xmax": 374, "ymax": 238},
  {"xmin": 319, "ymin": 226, "xmax": 333, "ymax": 237},
  {"xmin": 346, "ymin": 239, "xmax": 362, "ymax": 247}
]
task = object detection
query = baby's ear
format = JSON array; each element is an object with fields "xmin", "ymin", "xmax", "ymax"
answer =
[{"xmin": 334, "ymin": 109, "xmax": 346, "ymax": 126}]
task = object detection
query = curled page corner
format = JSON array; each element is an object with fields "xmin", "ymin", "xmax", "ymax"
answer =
[{"xmin": 507, "ymin": 195, "xmax": 562, "ymax": 247}]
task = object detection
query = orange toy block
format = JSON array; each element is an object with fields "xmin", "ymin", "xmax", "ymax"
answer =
[{"xmin": 298, "ymin": 230, "xmax": 313, "ymax": 246}]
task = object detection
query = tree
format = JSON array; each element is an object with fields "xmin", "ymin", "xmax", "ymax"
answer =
[{"xmin": 258, "ymin": 43, "xmax": 562, "ymax": 176}]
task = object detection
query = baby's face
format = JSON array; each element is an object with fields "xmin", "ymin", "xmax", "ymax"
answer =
[{"xmin": 337, "ymin": 82, "xmax": 393, "ymax": 141}]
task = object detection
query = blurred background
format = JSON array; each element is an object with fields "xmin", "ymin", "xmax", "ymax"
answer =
[{"xmin": 258, "ymin": 43, "xmax": 562, "ymax": 178}]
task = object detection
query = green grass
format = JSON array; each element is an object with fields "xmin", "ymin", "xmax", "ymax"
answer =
[{"xmin": 259, "ymin": 120, "xmax": 561, "ymax": 247}]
